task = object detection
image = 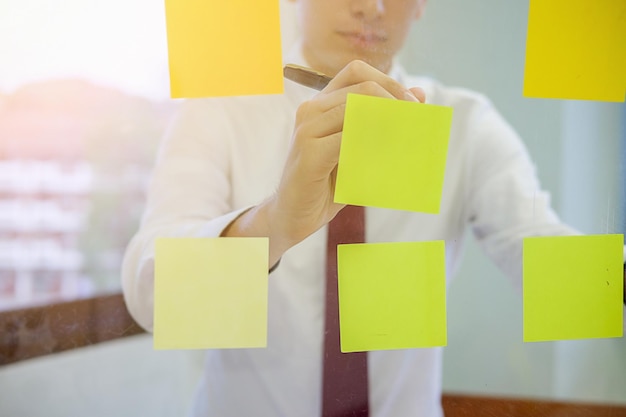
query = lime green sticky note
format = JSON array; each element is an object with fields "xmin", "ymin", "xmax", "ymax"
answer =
[
  {"xmin": 334, "ymin": 94, "xmax": 453, "ymax": 213},
  {"xmin": 154, "ymin": 237, "xmax": 268, "ymax": 349},
  {"xmin": 523, "ymin": 0, "xmax": 626, "ymax": 102},
  {"xmin": 164, "ymin": 0, "xmax": 283, "ymax": 98},
  {"xmin": 523, "ymin": 234, "xmax": 624, "ymax": 342},
  {"xmin": 337, "ymin": 241, "xmax": 447, "ymax": 352}
]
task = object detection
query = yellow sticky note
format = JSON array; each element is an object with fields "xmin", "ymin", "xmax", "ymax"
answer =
[
  {"xmin": 523, "ymin": 0, "xmax": 626, "ymax": 102},
  {"xmin": 338, "ymin": 241, "xmax": 447, "ymax": 352},
  {"xmin": 523, "ymin": 234, "xmax": 624, "ymax": 342},
  {"xmin": 154, "ymin": 237, "xmax": 269, "ymax": 349},
  {"xmin": 164, "ymin": 0, "xmax": 283, "ymax": 98},
  {"xmin": 334, "ymin": 94, "xmax": 452, "ymax": 213}
]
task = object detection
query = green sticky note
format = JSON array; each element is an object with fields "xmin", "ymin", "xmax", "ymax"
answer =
[
  {"xmin": 337, "ymin": 241, "xmax": 447, "ymax": 352},
  {"xmin": 523, "ymin": 234, "xmax": 624, "ymax": 342},
  {"xmin": 335, "ymin": 94, "xmax": 453, "ymax": 213},
  {"xmin": 154, "ymin": 237, "xmax": 269, "ymax": 349},
  {"xmin": 164, "ymin": 0, "xmax": 283, "ymax": 98},
  {"xmin": 523, "ymin": 0, "xmax": 626, "ymax": 102}
]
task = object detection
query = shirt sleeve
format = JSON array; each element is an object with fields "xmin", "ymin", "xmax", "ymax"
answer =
[
  {"xmin": 121, "ymin": 99, "xmax": 249, "ymax": 331},
  {"xmin": 464, "ymin": 95, "xmax": 626, "ymax": 332},
  {"xmin": 463, "ymin": 95, "xmax": 579, "ymax": 290}
]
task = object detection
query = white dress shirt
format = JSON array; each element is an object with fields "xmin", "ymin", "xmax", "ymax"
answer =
[{"xmin": 122, "ymin": 48, "xmax": 579, "ymax": 416}]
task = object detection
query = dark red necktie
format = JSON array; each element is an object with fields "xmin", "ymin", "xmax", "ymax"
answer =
[{"xmin": 322, "ymin": 205, "xmax": 369, "ymax": 417}]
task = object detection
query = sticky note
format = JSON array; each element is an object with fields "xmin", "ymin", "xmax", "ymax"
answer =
[
  {"xmin": 523, "ymin": 0, "xmax": 626, "ymax": 102},
  {"xmin": 164, "ymin": 0, "xmax": 283, "ymax": 98},
  {"xmin": 334, "ymin": 94, "xmax": 452, "ymax": 213},
  {"xmin": 523, "ymin": 234, "xmax": 624, "ymax": 342},
  {"xmin": 154, "ymin": 237, "xmax": 269, "ymax": 349},
  {"xmin": 337, "ymin": 241, "xmax": 447, "ymax": 352}
]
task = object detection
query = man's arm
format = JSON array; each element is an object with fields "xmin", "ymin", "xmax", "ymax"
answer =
[{"xmin": 222, "ymin": 60, "xmax": 425, "ymax": 267}]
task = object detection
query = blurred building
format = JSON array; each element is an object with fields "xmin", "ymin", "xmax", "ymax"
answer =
[
  {"xmin": 0, "ymin": 159, "xmax": 91, "ymax": 307},
  {"xmin": 0, "ymin": 79, "xmax": 174, "ymax": 309}
]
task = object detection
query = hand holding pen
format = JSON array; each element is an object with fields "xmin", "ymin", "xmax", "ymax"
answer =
[
  {"xmin": 271, "ymin": 61, "xmax": 425, "ymax": 243},
  {"xmin": 223, "ymin": 60, "xmax": 425, "ymax": 267}
]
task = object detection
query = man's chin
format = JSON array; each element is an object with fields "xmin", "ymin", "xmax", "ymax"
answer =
[{"xmin": 340, "ymin": 54, "xmax": 391, "ymax": 75}]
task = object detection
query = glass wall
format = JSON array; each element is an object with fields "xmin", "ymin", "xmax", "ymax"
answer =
[{"xmin": 0, "ymin": 0, "xmax": 624, "ymax": 415}]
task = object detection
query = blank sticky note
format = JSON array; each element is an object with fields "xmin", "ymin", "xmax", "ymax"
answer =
[
  {"xmin": 154, "ymin": 237, "xmax": 268, "ymax": 349},
  {"xmin": 164, "ymin": 0, "xmax": 283, "ymax": 98},
  {"xmin": 523, "ymin": 0, "xmax": 626, "ymax": 102},
  {"xmin": 337, "ymin": 241, "xmax": 447, "ymax": 352},
  {"xmin": 523, "ymin": 234, "xmax": 624, "ymax": 342},
  {"xmin": 334, "ymin": 94, "xmax": 453, "ymax": 213}
]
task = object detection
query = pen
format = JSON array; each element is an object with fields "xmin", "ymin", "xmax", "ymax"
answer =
[{"xmin": 283, "ymin": 64, "xmax": 333, "ymax": 91}]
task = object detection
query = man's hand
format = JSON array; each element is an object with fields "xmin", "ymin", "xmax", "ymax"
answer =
[{"xmin": 223, "ymin": 60, "xmax": 425, "ymax": 267}]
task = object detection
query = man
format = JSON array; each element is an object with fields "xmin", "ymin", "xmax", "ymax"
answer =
[{"xmin": 122, "ymin": 0, "xmax": 619, "ymax": 416}]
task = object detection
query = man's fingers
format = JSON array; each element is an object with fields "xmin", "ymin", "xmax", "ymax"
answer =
[
  {"xmin": 409, "ymin": 86, "xmax": 426, "ymax": 103},
  {"xmin": 324, "ymin": 60, "xmax": 413, "ymax": 101},
  {"xmin": 300, "ymin": 83, "xmax": 425, "ymax": 140},
  {"xmin": 295, "ymin": 78, "xmax": 396, "ymax": 139},
  {"xmin": 312, "ymin": 81, "xmax": 396, "ymax": 114}
]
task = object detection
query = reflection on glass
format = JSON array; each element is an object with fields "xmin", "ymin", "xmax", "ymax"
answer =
[{"xmin": 0, "ymin": 80, "xmax": 175, "ymax": 309}]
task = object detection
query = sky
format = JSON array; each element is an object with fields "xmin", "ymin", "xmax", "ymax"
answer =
[
  {"xmin": 0, "ymin": 0, "xmax": 299, "ymax": 101},
  {"xmin": 0, "ymin": 0, "xmax": 171, "ymax": 100}
]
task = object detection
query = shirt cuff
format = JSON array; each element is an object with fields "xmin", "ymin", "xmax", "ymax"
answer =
[{"xmin": 195, "ymin": 206, "xmax": 254, "ymax": 238}]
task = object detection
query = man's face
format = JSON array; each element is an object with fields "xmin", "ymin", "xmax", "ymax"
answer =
[{"xmin": 292, "ymin": 0, "xmax": 426, "ymax": 77}]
